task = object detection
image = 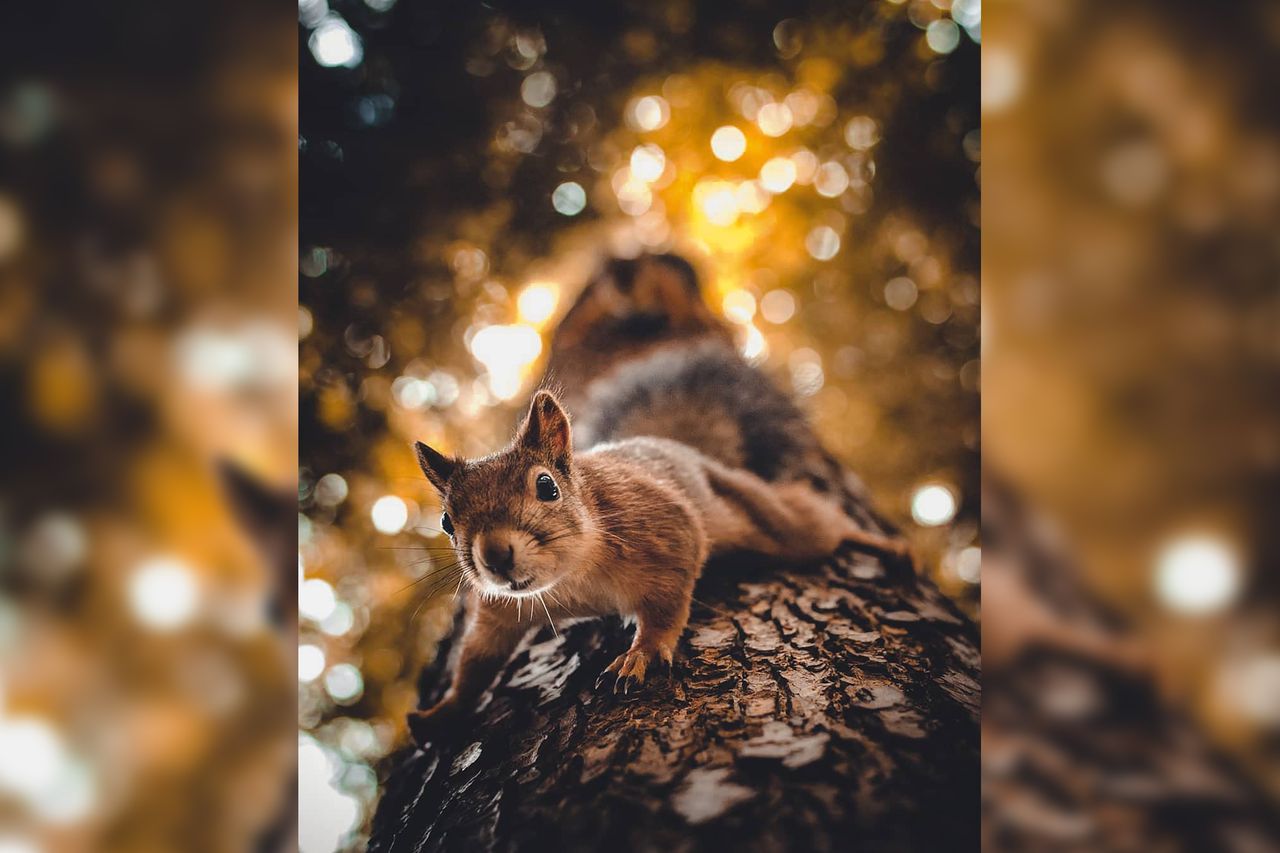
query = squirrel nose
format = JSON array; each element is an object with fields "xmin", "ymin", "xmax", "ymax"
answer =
[{"xmin": 481, "ymin": 541, "xmax": 515, "ymax": 577}]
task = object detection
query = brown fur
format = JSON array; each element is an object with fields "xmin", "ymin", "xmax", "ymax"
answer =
[{"xmin": 407, "ymin": 392, "xmax": 909, "ymax": 744}]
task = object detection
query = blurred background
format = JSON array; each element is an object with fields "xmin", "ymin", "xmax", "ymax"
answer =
[
  {"xmin": 0, "ymin": 2, "xmax": 297, "ymax": 852},
  {"xmin": 983, "ymin": 0, "xmax": 1280, "ymax": 843},
  {"xmin": 299, "ymin": 1, "xmax": 977, "ymax": 850}
]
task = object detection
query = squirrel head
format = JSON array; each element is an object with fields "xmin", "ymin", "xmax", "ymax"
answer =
[{"xmin": 413, "ymin": 391, "xmax": 596, "ymax": 599}]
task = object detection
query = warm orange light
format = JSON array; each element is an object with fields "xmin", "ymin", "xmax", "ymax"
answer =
[{"xmin": 710, "ymin": 126, "xmax": 747, "ymax": 161}]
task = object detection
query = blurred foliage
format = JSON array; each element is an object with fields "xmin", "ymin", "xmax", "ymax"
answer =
[
  {"xmin": 300, "ymin": 0, "xmax": 977, "ymax": 850},
  {"xmin": 0, "ymin": 2, "xmax": 297, "ymax": 851},
  {"xmin": 985, "ymin": 0, "xmax": 1280, "ymax": 809}
]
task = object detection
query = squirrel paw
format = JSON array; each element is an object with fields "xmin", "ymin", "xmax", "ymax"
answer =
[
  {"xmin": 407, "ymin": 701, "xmax": 464, "ymax": 747},
  {"xmin": 595, "ymin": 645, "xmax": 673, "ymax": 696}
]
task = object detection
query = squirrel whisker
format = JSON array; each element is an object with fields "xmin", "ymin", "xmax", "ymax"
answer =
[{"xmin": 537, "ymin": 592, "xmax": 557, "ymax": 638}]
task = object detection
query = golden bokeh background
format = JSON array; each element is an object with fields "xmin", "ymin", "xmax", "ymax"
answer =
[{"xmin": 0, "ymin": 3, "xmax": 297, "ymax": 851}]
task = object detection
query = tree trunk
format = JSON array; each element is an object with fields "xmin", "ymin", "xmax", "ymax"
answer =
[
  {"xmin": 981, "ymin": 481, "xmax": 1280, "ymax": 852},
  {"xmin": 369, "ymin": 520, "xmax": 980, "ymax": 852}
]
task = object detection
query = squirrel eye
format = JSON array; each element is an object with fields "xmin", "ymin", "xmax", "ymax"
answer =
[
  {"xmin": 535, "ymin": 473, "xmax": 559, "ymax": 502},
  {"xmin": 440, "ymin": 512, "xmax": 454, "ymax": 536}
]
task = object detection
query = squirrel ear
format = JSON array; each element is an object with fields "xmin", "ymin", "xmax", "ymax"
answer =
[
  {"xmin": 520, "ymin": 391, "xmax": 572, "ymax": 472},
  {"xmin": 414, "ymin": 441, "xmax": 458, "ymax": 493}
]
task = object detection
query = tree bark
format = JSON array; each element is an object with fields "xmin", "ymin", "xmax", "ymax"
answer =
[{"xmin": 369, "ymin": 519, "xmax": 980, "ymax": 852}]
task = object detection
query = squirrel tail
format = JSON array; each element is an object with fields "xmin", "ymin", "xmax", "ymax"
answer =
[{"xmin": 701, "ymin": 463, "xmax": 910, "ymax": 566}]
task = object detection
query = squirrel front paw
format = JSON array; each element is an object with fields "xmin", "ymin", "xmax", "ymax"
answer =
[
  {"xmin": 407, "ymin": 700, "xmax": 465, "ymax": 747},
  {"xmin": 594, "ymin": 644, "xmax": 674, "ymax": 696}
]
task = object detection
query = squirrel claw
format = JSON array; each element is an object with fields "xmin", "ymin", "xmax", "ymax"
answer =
[{"xmin": 598, "ymin": 647, "xmax": 657, "ymax": 697}]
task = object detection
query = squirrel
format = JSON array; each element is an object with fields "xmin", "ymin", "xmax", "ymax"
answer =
[{"xmin": 407, "ymin": 389, "xmax": 910, "ymax": 744}]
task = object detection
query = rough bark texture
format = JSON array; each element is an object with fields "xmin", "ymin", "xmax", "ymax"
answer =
[
  {"xmin": 369, "ymin": 531, "xmax": 980, "ymax": 851},
  {"xmin": 981, "ymin": 483, "xmax": 1280, "ymax": 852}
]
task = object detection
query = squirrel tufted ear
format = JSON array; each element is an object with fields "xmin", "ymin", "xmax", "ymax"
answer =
[
  {"xmin": 519, "ymin": 391, "xmax": 572, "ymax": 472},
  {"xmin": 414, "ymin": 441, "xmax": 458, "ymax": 493}
]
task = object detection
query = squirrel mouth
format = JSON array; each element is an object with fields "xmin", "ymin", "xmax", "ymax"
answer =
[{"xmin": 508, "ymin": 578, "xmax": 533, "ymax": 592}]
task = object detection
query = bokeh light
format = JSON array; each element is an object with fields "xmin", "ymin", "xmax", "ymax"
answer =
[
  {"xmin": 911, "ymin": 484, "xmax": 958, "ymax": 527},
  {"xmin": 629, "ymin": 144, "xmax": 666, "ymax": 183},
  {"xmin": 315, "ymin": 473, "xmax": 349, "ymax": 506},
  {"xmin": 813, "ymin": 162, "xmax": 849, "ymax": 198},
  {"xmin": 926, "ymin": 20, "xmax": 961, "ymax": 55},
  {"xmin": 551, "ymin": 181, "xmax": 587, "ymax": 216},
  {"xmin": 756, "ymin": 102, "xmax": 793, "ymax": 137},
  {"xmin": 844, "ymin": 116, "xmax": 879, "ymax": 150},
  {"xmin": 721, "ymin": 290, "xmax": 757, "ymax": 325},
  {"xmin": 127, "ymin": 557, "xmax": 200, "ymax": 631},
  {"xmin": 954, "ymin": 546, "xmax": 981, "ymax": 584},
  {"xmin": 1215, "ymin": 655, "xmax": 1280, "ymax": 726},
  {"xmin": 520, "ymin": 71, "xmax": 557, "ymax": 108},
  {"xmin": 759, "ymin": 157, "xmax": 797, "ymax": 193},
  {"xmin": 300, "ymin": 578, "xmax": 338, "ymax": 622},
  {"xmin": 884, "ymin": 277, "xmax": 918, "ymax": 311},
  {"xmin": 517, "ymin": 283, "xmax": 559, "ymax": 325},
  {"xmin": 1155, "ymin": 535, "xmax": 1242, "ymax": 615},
  {"xmin": 299, "ymin": 734, "xmax": 362, "ymax": 853},
  {"xmin": 0, "ymin": 718, "xmax": 68, "ymax": 800},
  {"xmin": 710, "ymin": 126, "xmax": 747, "ymax": 162},
  {"xmin": 320, "ymin": 603, "xmax": 356, "ymax": 637},
  {"xmin": 369, "ymin": 496, "xmax": 409, "ymax": 535},
  {"xmin": 299, "ymin": 645, "xmax": 327, "ymax": 683},
  {"xmin": 805, "ymin": 225, "xmax": 841, "ymax": 260},
  {"xmin": 982, "ymin": 47, "xmax": 1022, "ymax": 113},
  {"xmin": 309, "ymin": 15, "xmax": 363, "ymax": 68},
  {"xmin": 324, "ymin": 664, "xmax": 365, "ymax": 704},
  {"xmin": 628, "ymin": 95, "xmax": 670, "ymax": 131},
  {"xmin": 693, "ymin": 179, "xmax": 741, "ymax": 226},
  {"xmin": 740, "ymin": 323, "xmax": 768, "ymax": 362},
  {"xmin": 469, "ymin": 324, "xmax": 543, "ymax": 400},
  {"xmin": 759, "ymin": 290, "xmax": 796, "ymax": 325}
]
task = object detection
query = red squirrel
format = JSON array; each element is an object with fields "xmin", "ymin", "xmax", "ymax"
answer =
[{"xmin": 407, "ymin": 390, "xmax": 909, "ymax": 744}]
